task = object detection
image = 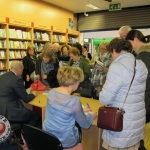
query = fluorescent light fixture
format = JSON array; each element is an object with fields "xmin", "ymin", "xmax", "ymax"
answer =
[{"xmin": 86, "ymin": 4, "xmax": 100, "ymax": 10}]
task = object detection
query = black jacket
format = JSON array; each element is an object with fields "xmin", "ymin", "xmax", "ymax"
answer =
[
  {"xmin": 0, "ymin": 71, "xmax": 35, "ymax": 122},
  {"xmin": 136, "ymin": 44, "xmax": 150, "ymax": 123}
]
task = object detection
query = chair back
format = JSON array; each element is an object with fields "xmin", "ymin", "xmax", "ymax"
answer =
[{"xmin": 22, "ymin": 124, "xmax": 63, "ymax": 150}]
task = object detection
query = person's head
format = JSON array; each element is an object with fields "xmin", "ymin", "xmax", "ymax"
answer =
[
  {"xmin": 125, "ymin": 29, "xmax": 147, "ymax": 50},
  {"xmin": 61, "ymin": 45, "xmax": 70, "ymax": 55},
  {"xmin": 72, "ymin": 42, "xmax": 82, "ymax": 55},
  {"xmin": 43, "ymin": 42, "xmax": 52, "ymax": 51},
  {"xmin": 57, "ymin": 66, "xmax": 84, "ymax": 91},
  {"xmin": 41, "ymin": 50, "xmax": 56, "ymax": 63},
  {"xmin": 119, "ymin": 26, "xmax": 132, "ymax": 39},
  {"xmin": 69, "ymin": 47, "xmax": 80, "ymax": 62},
  {"xmin": 26, "ymin": 45, "xmax": 35, "ymax": 56},
  {"xmin": 10, "ymin": 61, "xmax": 23, "ymax": 76},
  {"xmin": 82, "ymin": 45, "xmax": 88, "ymax": 53},
  {"xmin": 52, "ymin": 43, "xmax": 60, "ymax": 53},
  {"xmin": 98, "ymin": 41, "xmax": 109, "ymax": 55},
  {"xmin": 109, "ymin": 38, "xmax": 132, "ymax": 60}
]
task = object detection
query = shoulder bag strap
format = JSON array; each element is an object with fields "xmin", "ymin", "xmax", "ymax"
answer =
[{"xmin": 121, "ymin": 59, "xmax": 136, "ymax": 109}]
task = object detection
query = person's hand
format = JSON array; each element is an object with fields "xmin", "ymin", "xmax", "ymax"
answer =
[
  {"xmin": 97, "ymin": 66, "xmax": 104, "ymax": 71},
  {"xmin": 30, "ymin": 90, "xmax": 36, "ymax": 96},
  {"xmin": 26, "ymin": 75, "xmax": 30, "ymax": 81},
  {"xmin": 89, "ymin": 112, "xmax": 97, "ymax": 119},
  {"xmin": 43, "ymin": 74, "xmax": 47, "ymax": 79},
  {"xmin": 83, "ymin": 105, "xmax": 92, "ymax": 112},
  {"xmin": 36, "ymin": 74, "xmax": 40, "ymax": 79},
  {"xmin": 21, "ymin": 134, "xmax": 29, "ymax": 150}
]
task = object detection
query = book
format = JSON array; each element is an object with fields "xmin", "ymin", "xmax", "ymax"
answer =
[
  {"xmin": 95, "ymin": 60, "xmax": 104, "ymax": 67},
  {"xmin": 94, "ymin": 60, "xmax": 104, "ymax": 70},
  {"xmin": 43, "ymin": 90, "xmax": 50, "ymax": 95}
]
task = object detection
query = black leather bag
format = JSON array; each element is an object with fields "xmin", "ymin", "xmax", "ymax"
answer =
[{"xmin": 80, "ymin": 81, "xmax": 93, "ymax": 98}]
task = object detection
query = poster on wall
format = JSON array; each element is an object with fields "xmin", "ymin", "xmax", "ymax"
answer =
[{"xmin": 68, "ymin": 18, "xmax": 74, "ymax": 30}]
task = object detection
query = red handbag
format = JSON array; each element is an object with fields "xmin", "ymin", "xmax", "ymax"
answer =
[
  {"xmin": 97, "ymin": 60, "xmax": 136, "ymax": 132},
  {"xmin": 30, "ymin": 79, "xmax": 48, "ymax": 91}
]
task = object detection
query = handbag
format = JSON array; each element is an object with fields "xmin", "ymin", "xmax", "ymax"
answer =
[
  {"xmin": 97, "ymin": 60, "xmax": 136, "ymax": 131},
  {"xmin": 80, "ymin": 81, "xmax": 94, "ymax": 98},
  {"xmin": 30, "ymin": 79, "xmax": 49, "ymax": 91}
]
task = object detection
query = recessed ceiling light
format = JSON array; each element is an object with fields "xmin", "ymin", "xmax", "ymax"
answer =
[{"xmin": 86, "ymin": 4, "xmax": 100, "ymax": 10}]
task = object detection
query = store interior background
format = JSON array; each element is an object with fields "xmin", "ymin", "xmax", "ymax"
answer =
[{"xmin": 80, "ymin": 28, "xmax": 150, "ymax": 55}]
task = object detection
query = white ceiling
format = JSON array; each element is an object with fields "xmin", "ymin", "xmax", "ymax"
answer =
[{"xmin": 42, "ymin": 0, "xmax": 150, "ymax": 13}]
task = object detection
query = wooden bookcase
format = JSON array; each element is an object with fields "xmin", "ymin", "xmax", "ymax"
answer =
[
  {"xmin": 52, "ymin": 26, "xmax": 67, "ymax": 45},
  {"xmin": 0, "ymin": 17, "xmax": 80, "ymax": 75},
  {"xmin": 67, "ymin": 30, "xmax": 80, "ymax": 46},
  {"xmin": 0, "ymin": 17, "xmax": 8, "ymax": 75},
  {"xmin": 33, "ymin": 23, "xmax": 51, "ymax": 54}
]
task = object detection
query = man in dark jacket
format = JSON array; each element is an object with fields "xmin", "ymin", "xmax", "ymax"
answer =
[{"xmin": 0, "ymin": 61, "xmax": 40, "ymax": 126}]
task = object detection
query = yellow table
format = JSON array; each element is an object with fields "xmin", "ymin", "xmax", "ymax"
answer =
[{"xmin": 29, "ymin": 91, "xmax": 104, "ymax": 150}]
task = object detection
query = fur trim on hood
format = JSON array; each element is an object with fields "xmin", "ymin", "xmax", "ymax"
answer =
[{"xmin": 136, "ymin": 43, "xmax": 150, "ymax": 54}]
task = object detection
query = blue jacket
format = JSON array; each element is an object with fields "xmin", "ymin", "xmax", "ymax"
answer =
[
  {"xmin": 43, "ymin": 88, "xmax": 93, "ymax": 148},
  {"xmin": 99, "ymin": 52, "xmax": 148, "ymax": 148}
]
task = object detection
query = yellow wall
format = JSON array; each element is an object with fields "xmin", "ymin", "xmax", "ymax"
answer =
[{"xmin": 0, "ymin": 0, "xmax": 77, "ymax": 30}]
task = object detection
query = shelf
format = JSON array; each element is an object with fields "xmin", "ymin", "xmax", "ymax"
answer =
[{"xmin": 0, "ymin": 18, "xmax": 80, "ymax": 73}]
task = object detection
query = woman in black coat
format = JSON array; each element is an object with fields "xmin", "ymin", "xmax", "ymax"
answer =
[{"xmin": 23, "ymin": 45, "xmax": 38, "ymax": 89}]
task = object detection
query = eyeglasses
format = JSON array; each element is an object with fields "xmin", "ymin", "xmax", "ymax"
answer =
[{"xmin": 99, "ymin": 47, "xmax": 107, "ymax": 51}]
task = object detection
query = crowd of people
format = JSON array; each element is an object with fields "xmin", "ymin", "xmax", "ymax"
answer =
[{"xmin": 0, "ymin": 26, "xmax": 150, "ymax": 150}]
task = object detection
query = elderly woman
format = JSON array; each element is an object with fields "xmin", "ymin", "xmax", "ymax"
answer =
[
  {"xmin": 43, "ymin": 66, "xmax": 97, "ymax": 150},
  {"xmin": 35, "ymin": 50, "xmax": 59, "ymax": 88},
  {"xmin": 68, "ymin": 47, "xmax": 91, "ymax": 88},
  {"xmin": 23, "ymin": 45, "xmax": 37, "ymax": 89},
  {"xmin": 90, "ymin": 41, "xmax": 112, "ymax": 99},
  {"xmin": 99, "ymin": 38, "xmax": 148, "ymax": 150}
]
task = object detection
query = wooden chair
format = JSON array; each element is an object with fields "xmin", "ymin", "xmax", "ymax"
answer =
[{"xmin": 21, "ymin": 124, "xmax": 63, "ymax": 150}]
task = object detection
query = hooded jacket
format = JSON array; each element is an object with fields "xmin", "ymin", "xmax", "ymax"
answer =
[
  {"xmin": 136, "ymin": 43, "xmax": 150, "ymax": 122},
  {"xmin": 99, "ymin": 52, "xmax": 148, "ymax": 148}
]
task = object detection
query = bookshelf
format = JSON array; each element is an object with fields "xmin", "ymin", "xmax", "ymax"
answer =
[
  {"xmin": 52, "ymin": 26, "xmax": 67, "ymax": 45},
  {"xmin": 0, "ymin": 17, "xmax": 80, "ymax": 75},
  {"xmin": 33, "ymin": 23, "xmax": 51, "ymax": 53},
  {"xmin": 67, "ymin": 30, "xmax": 80, "ymax": 46},
  {"xmin": 0, "ymin": 17, "xmax": 8, "ymax": 75},
  {"xmin": 8, "ymin": 19, "xmax": 33, "ymax": 68}
]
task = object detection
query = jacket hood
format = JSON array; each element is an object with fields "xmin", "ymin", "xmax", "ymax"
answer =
[
  {"xmin": 136, "ymin": 43, "xmax": 150, "ymax": 54},
  {"xmin": 114, "ymin": 52, "xmax": 135, "ymax": 73},
  {"xmin": 114, "ymin": 52, "xmax": 148, "ymax": 82}
]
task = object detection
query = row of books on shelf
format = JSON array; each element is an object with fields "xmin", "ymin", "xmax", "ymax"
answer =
[
  {"xmin": 9, "ymin": 50, "xmax": 26, "ymax": 59},
  {"xmin": 34, "ymin": 43, "xmax": 44, "ymax": 51},
  {"xmin": 9, "ymin": 41, "xmax": 31, "ymax": 49},
  {"xmin": 0, "ymin": 50, "xmax": 6, "ymax": 58},
  {"xmin": 0, "ymin": 71, "xmax": 6, "ymax": 75},
  {"xmin": 0, "ymin": 61, "xmax": 5, "ymax": 69},
  {"xmin": 34, "ymin": 32, "xmax": 50, "ymax": 41},
  {"xmin": 53, "ymin": 34, "xmax": 65, "ymax": 42},
  {"xmin": 68, "ymin": 37, "xmax": 78, "ymax": 43},
  {"xmin": 0, "ymin": 29, "xmax": 6, "ymax": 38},
  {"xmin": 9, "ymin": 29, "xmax": 31, "ymax": 39},
  {"xmin": 0, "ymin": 40, "xmax": 6, "ymax": 48}
]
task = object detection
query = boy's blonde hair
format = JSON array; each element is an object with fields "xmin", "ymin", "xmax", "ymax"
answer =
[{"xmin": 57, "ymin": 66, "xmax": 84, "ymax": 86}]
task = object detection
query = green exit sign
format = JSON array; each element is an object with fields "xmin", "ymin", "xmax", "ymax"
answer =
[{"xmin": 109, "ymin": 3, "xmax": 121, "ymax": 11}]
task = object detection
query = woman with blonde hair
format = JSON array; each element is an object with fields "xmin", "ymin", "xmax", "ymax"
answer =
[
  {"xmin": 23, "ymin": 45, "xmax": 37, "ymax": 89},
  {"xmin": 43, "ymin": 66, "xmax": 97, "ymax": 150},
  {"xmin": 90, "ymin": 41, "xmax": 112, "ymax": 99}
]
